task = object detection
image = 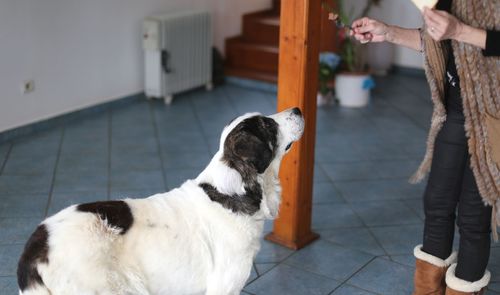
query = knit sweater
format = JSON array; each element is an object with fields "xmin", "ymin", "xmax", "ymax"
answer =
[{"xmin": 411, "ymin": 1, "xmax": 500, "ymax": 231}]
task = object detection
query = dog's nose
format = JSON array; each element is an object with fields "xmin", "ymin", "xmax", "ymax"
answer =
[{"xmin": 291, "ymin": 107, "xmax": 302, "ymax": 116}]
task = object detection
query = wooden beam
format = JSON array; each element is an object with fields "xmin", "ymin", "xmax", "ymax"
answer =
[{"xmin": 265, "ymin": 0, "xmax": 320, "ymax": 250}]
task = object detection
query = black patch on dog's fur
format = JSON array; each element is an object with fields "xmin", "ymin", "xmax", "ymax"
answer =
[
  {"xmin": 202, "ymin": 115, "xmax": 279, "ymax": 215},
  {"xmin": 77, "ymin": 200, "xmax": 133, "ymax": 234},
  {"xmin": 200, "ymin": 182, "xmax": 263, "ymax": 215},
  {"xmin": 17, "ymin": 224, "xmax": 49, "ymax": 291}
]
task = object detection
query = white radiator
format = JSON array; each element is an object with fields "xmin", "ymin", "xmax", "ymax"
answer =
[{"xmin": 143, "ymin": 11, "xmax": 212, "ymax": 104}]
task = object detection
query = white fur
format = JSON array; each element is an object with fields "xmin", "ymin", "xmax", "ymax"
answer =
[
  {"xmin": 20, "ymin": 109, "xmax": 304, "ymax": 295},
  {"xmin": 413, "ymin": 244, "xmax": 457, "ymax": 267},
  {"xmin": 445, "ymin": 263, "xmax": 490, "ymax": 292}
]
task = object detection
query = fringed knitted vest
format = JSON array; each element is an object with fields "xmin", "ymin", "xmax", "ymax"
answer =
[{"xmin": 410, "ymin": 1, "xmax": 500, "ymax": 233}]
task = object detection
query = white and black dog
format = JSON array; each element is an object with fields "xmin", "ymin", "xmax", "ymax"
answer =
[{"xmin": 17, "ymin": 107, "xmax": 304, "ymax": 295}]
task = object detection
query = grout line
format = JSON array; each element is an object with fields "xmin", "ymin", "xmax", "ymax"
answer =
[
  {"xmin": 323, "ymin": 168, "xmax": 392, "ymax": 258},
  {"xmin": 327, "ymin": 256, "xmax": 378, "ymax": 295},
  {"xmin": 187, "ymin": 93, "xmax": 216, "ymax": 156},
  {"xmin": 107, "ymin": 109, "xmax": 112, "ymax": 200},
  {"xmin": 43, "ymin": 127, "xmax": 65, "ymax": 217},
  {"xmin": 149, "ymin": 101, "xmax": 168, "ymax": 191},
  {"xmin": 0, "ymin": 143, "xmax": 13, "ymax": 176}
]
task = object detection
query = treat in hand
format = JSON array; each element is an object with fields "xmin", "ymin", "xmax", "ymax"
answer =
[{"xmin": 411, "ymin": 0, "xmax": 438, "ymax": 12}]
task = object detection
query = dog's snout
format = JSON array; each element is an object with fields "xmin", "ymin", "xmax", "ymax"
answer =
[{"xmin": 291, "ymin": 107, "xmax": 302, "ymax": 116}]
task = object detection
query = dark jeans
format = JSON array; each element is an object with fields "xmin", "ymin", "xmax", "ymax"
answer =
[{"xmin": 421, "ymin": 88, "xmax": 492, "ymax": 282}]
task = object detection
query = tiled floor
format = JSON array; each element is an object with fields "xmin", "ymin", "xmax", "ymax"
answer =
[{"xmin": 0, "ymin": 74, "xmax": 499, "ymax": 294}]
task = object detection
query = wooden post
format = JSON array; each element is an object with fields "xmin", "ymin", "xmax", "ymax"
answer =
[{"xmin": 265, "ymin": 0, "xmax": 320, "ymax": 250}]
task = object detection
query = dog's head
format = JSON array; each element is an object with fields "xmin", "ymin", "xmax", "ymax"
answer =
[
  {"xmin": 221, "ymin": 107, "xmax": 304, "ymax": 176},
  {"xmin": 197, "ymin": 108, "xmax": 304, "ymax": 219}
]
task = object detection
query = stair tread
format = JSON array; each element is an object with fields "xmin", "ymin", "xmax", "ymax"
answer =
[
  {"xmin": 226, "ymin": 37, "xmax": 279, "ymax": 52},
  {"xmin": 225, "ymin": 67, "xmax": 278, "ymax": 83},
  {"xmin": 255, "ymin": 16, "xmax": 279, "ymax": 26}
]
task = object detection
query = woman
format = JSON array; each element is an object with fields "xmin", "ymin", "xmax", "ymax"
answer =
[{"xmin": 350, "ymin": 1, "xmax": 499, "ymax": 294}]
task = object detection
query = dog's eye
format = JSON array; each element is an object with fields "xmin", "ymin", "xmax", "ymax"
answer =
[{"xmin": 285, "ymin": 143, "xmax": 292, "ymax": 151}]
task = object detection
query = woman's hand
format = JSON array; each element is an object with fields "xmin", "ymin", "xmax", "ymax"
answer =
[
  {"xmin": 351, "ymin": 17, "xmax": 390, "ymax": 43},
  {"xmin": 423, "ymin": 7, "xmax": 464, "ymax": 41},
  {"xmin": 423, "ymin": 7, "xmax": 487, "ymax": 49}
]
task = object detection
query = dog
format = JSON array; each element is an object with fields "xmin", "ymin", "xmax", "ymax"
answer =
[{"xmin": 17, "ymin": 107, "xmax": 304, "ymax": 295}]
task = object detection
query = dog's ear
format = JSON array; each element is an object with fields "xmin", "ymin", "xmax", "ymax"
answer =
[
  {"xmin": 224, "ymin": 116, "xmax": 278, "ymax": 175},
  {"xmin": 232, "ymin": 130, "xmax": 273, "ymax": 174}
]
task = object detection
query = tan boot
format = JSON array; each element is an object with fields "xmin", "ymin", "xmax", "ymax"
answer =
[
  {"xmin": 413, "ymin": 245, "xmax": 457, "ymax": 295},
  {"xmin": 445, "ymin": 263, "xmax": 490, "ymax": 295}
]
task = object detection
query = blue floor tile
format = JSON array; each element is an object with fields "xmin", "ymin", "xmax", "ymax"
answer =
[
  {"xmin": 111, "ymin": 169, "xmax": 165, "ymax": 191},
  {"xmin": 350, "ymin": 200, "xmax": 422, "ymax": 226},
  {"xmin": 111, "ymin": 151, "xmax": 162, "ymax": 172},
  {"xmin": 347, "ymin": 257, "xmax": 414, "ymax": 295},
  {"xmin": 255, "ymin": 263, "xmax": 277, "ymax": 276},
  {"xmin": 48, "ymin": 191, "xmax": 107, "ymax": 216},
  {"xmin": 165, "ymin": 167, "xmax": 202, "ymax": 189},
  {"xmin": 58, "ymin": 152, "xmax": 108, "ymax": 174},
  {"xmin": 245, "ymin": 264, "xmax": 340, "ymax": 295},
  {"xmin": 317, "ymin": 227, "xmax": 386, "ymax": 256},
  {"xmin": 370, "ymin": 224, "xmax": 423, "ymax": 255},
  {"xmin": 2, "ymin": 155, "xmax": 57, "ymax": 176},
  {"xmin": 0, "ymin": 194, "xmax": 48, "ymax": 218},
  {"xmin": 0, "ymin": 276, "xmax": 18, "ymax": 294},
  {"xmin": 313, "ymin": 182, "xmax": 344, "ymax": 204},
  {"xmin": 312, "ymin": 204, "xmax": 363, "ymax": 229},
  {"xmin": 322, "ymin": 160, "xmax": 419, "ymax": 182},
  {"xmin": 254, "ymin": 240, "xmax": 294, "ymax": 264},
  {"xmin": 389, "ymin": 254, "xmax": 415, "ymax": 268},
  {"xmin": 0, "ymin": 244, "xmax": 24, "ymax": 276},
  {"xmin": 9, "ymin": 130, "xmax": 61, "ymax": 159},
  {"xmin": 158, "ymin": 132, "xmax": 209, "ymax": 153},
  {"xmin": 0, "ymin": 143, "xmax": 11, "ymax": 168},
  {"xmin": 0, "ymin": 174, "xmax": 53, "ymax": 195},
  {"xmin": 53, "ymin": 171, "xmax": 108, "ymax": 193},
  {"xmin": 284, "ymin": 240, "xmax": 374, "ymax": 281},
  {"xmin": 162, "ymin": 151, "xmax": 211, "ymax": 169},
  {"xmin": 0, "ymin": 218, "xmax": 40, "ymax": 245},
  {"xmin": 334, "ymin": 179, "xmax": 424, "ymax": 203},
  {"xmin": 331, "ymin": 284, "xmax": 378, "ymax": 295}
]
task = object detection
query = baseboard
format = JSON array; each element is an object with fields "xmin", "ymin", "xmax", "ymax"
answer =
[{"xmin": 0, "ymin": 92, "xmax": 144, "ymax": 144}]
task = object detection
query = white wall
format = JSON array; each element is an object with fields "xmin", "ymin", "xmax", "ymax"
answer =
[
  {"xmin": 0, "ymin": 0, "xmax": 269, "ymax": 132},
  {"xmin": 344, "ymin": 0, "xmax": 425, "ymax": 69},
  {"xmin": 0, "ymin": 0, "xmax": 423, "ymax": 133}
]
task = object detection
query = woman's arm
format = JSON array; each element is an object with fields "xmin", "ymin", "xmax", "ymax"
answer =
[
  {"xmin": 350, "ymin": 18, "xmax": 422, "ymax": 51},
  {"xmin": 423, "ymin": 8, "xmax": 500, "ymax": 56}
]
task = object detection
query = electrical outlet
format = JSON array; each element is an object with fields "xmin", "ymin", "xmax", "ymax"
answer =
[{"xmin": 22, "ymin": 80, "xmax": 35, "ymax": 94}]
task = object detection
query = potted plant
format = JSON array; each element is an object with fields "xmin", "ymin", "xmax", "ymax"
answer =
[
  {"xmin": 318, "ymin": 52, "xmax": 340, "ymax": 106},
  {"xmin": 323, "ymin": 0, "xmax": 380, "ymax": 107}
]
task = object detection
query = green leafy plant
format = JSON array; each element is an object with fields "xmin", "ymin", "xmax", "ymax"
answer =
[{"xmin": 322, "ymin": 0, "xmax": 382, "ymax": 73}]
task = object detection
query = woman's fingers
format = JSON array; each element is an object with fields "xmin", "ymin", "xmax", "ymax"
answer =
[
  {"xmin": 356, "ymin": 23, "xmax": 376, "ymax": 34},
  {"xmin": 352, "ymin": 17, "xmax": 370, "ymax": 29},
  {"xmin": 353, "ymin": 33, "xmax": 370, "ymax": 42}
]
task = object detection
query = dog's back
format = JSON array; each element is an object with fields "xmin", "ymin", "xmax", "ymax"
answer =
[{"xmin": 17, "ymin": 180, "xmax": 254, "ymax": 295}]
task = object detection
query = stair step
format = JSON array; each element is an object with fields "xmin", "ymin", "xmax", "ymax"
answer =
[
  {"xmin": 225, "ymin": 37, "xmax": 279, "ymax": 74},
  {"xmin": 242, "ymin": 11, "xmax": 280, "ymax": 46},
  {"xmin": 225, "ymin": 67, "xmax": 277, "ymax": 84}
]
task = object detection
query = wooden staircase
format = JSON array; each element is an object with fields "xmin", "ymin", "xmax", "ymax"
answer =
[
  {"xmin": 224, "ymin": 6, "xmax": 281, "ymax": 83},
  {"xmin": 224, "ymin": 0, "xmax": 337, "ymax": 84}
]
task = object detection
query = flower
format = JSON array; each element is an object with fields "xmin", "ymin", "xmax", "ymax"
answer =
[{"xmin": 319, "ymin": 52, "xmax": 341, "ymax": 70}]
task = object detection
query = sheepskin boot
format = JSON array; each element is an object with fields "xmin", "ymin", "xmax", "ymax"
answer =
[
  {"xmin": 445, "ymin": 263, "xmax": 490, "ymax": 295},
  {"xmin": 413, "ymin": 245, "xmax": 457, "ymax": 295}
]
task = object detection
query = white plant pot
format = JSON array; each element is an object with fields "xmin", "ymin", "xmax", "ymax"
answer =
[{"xmin": 335, "ymin": 73, "xmax": 371, "ymax": 108}]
